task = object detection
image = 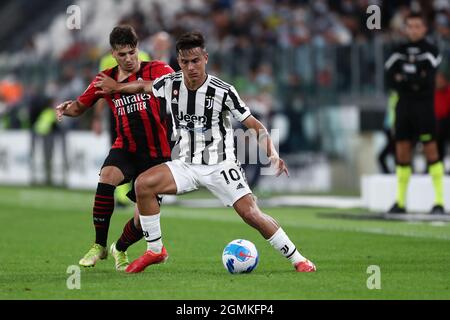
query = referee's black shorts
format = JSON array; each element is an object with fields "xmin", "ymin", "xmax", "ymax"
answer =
[
  {"xmin": 101, "ymin": 148, "xmax": 170, "ymax": 202},
  {"xmin": 394, "ymin": 97, "xmax": 437, "ymax": 143}
]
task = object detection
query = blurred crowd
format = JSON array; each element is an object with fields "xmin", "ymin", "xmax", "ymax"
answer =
[{"xmin": 2, "ymin": 0, "xmax": 450, "ymax": 157}]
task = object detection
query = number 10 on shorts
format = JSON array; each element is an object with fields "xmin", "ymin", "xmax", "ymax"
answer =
[{"xmin": 220, "ymin": 169, "xmax": 241, "ymax": 184}]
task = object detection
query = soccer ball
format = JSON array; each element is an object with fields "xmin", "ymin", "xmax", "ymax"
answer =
[{"xmin": 222, "ymin": 239, "xmax": 259, "ymax": 274}]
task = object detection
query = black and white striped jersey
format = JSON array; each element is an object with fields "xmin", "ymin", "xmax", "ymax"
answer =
[{"xmin": 152, "ymin": 71, "xmax": 251, "ymax": 164}]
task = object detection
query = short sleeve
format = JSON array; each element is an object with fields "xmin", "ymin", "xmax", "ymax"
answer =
[
  {"xmin": 225, "ymin": 85, "xmax": 251, "ymax": 122},
  {"xmin": 384, "ymin": 45, "xmax": 403, "ymax": 71},
  {"xmin": 151, "ymin": 61, "xmax": 175, "ymax": 79},
  {"xmin": 429, "ymin": 45, "xmax": 442, "ymax": 69},
  {"xmin": 152, "ymin": 75, "xmax": 168, "ymax": 99},
  {"xmin": 77, "ymin": 76, "xmax": 102, "ymax": 107}
]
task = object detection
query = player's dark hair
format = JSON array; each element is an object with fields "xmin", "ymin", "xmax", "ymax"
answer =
[
  {"xmin": 109, "ymin": 25, "xmax": 138, "ymax": 50},
  {"xmin": 406, "ymin": 12, "xmax": 427, "ymax": 24},
  {"xmin": 175, "ymin": 31, "xmax": 205, "ymax": 55}
]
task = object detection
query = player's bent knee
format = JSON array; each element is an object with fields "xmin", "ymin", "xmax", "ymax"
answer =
[
  {"xmin": 135, "ymin": 173, "xmax": 158, "ymax": 198},
  {"xmin": 99, "ymin": 167, "xmax": 123, "ymax": 185},
  {"xmin": 423, "ymin": 141, "xmax": 440, "ymax": 162}
]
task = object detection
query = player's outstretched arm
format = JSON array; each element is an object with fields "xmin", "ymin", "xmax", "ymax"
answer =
[
  {"xmin": 242, "ymin": 115, "xmax": 289, "ymax": 177},
  {"xmin": 93, "ymin": 72, "xmax": 153, "ymax": 95},
  {"xmin": 55, "ymin": 100, "xmax": 89, "ymax": 121}
]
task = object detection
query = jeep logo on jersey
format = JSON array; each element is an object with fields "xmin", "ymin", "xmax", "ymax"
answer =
[{"xmin": 176, "ymin": 111, "xmax": 207, "ymax": 124}]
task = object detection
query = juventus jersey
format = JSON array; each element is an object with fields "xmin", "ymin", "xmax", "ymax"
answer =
[{"xmin": 152, "ymin": 71, "xmax": 251, "ymax": 164}]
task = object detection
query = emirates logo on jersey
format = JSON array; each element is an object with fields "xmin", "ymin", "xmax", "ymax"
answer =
[{"xmin": 112, "ymin": 93, "xmax": 151, "ymax": 116}]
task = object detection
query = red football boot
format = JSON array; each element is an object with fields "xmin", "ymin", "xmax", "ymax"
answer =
[
  {"xmin": 295, "ymin": 259, "xmax": 316, "ymax": 272},
  {"xmin": 125, "ymin": 247, "xmax": 168, "ymax": 273}
]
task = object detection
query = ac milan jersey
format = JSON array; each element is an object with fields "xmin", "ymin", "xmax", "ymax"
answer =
[{"xmin": 78, "ymin": 61, "xmax": 174, "ymax": 159}]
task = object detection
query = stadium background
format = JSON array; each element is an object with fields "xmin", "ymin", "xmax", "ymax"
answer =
[
  {"xmin": 1, "ymin": 0, "xmax": 450, "ymax": 300},
  {"xmin": 3, "ymin": 0, "xmax": 450, "ymax": 194}
]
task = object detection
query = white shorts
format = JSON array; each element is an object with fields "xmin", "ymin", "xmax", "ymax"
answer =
[{"xmin": 165, "ymin": 159, "xmax": 252, "ymax": 207}]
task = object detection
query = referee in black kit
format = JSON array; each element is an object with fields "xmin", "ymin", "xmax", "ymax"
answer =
[{"xmin": 384, "ymin": 12, "xmax": 445, "ymax": 215}]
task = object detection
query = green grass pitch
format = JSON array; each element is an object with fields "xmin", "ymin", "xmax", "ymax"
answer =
[{"xmin": 0, "ymin": 186, "xmax": 449, "ymax": 300}]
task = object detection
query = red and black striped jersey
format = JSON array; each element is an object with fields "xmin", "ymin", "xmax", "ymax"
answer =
[{"xmin": 77, "ymin": 61, "xmax": 174, "ymax": 159}]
